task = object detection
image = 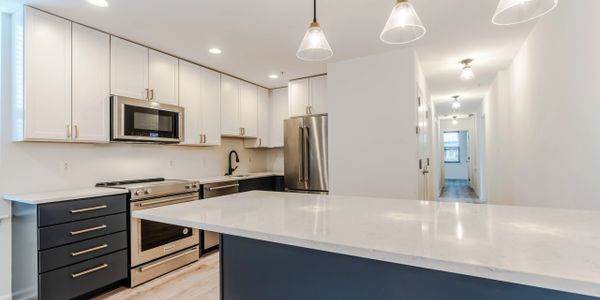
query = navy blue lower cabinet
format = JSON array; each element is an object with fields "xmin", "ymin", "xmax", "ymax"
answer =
[
  {"xmin": 12, "ymin": 194, "xmax": 129, "ymax": 300},
  {"xmin": 238, "ymin": 176, "xmax": 276, "ymax": 192},
  {"xmin": 219, "ymin": 235, "xmax": 596, "ymax": 300}
]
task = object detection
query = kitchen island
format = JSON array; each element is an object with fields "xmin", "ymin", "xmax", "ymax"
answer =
[{"xmin": 132, "ymin": 191, "xmax": 600, "ymax": 300}]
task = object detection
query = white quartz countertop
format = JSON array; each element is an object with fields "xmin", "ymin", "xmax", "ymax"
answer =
[
  {"xmin": 2, "ymin": 172, "xmax": 283, "ymax": 205},
  {"xmin": 132, "ymin": 191, "xmax": 600, "ymax": 297},
  {"xmin": 3, "ymin": 188, "xmax": 128, "ymax": 205}
]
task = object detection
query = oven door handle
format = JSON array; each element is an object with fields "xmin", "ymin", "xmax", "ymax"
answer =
[
  {"xmin": 208, "ymin": 183, "xmax": 240, "ymax": 191},
  {"xmin": 135, "ymin": 194, "xmax": 198, "ymax": 208}
]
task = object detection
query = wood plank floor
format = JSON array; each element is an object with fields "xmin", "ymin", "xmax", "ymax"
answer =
[
  {"xmin": 439, "ymin": 179, "xmax": 484, "ymax": 204},
  {"xmin": 94, "ymin": 252, "xmax": 219, "ymax": 300}
]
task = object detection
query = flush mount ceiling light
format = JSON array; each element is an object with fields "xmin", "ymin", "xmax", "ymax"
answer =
[
  {"xmin": 380, "ymin": 0, "xmax": 426, "ymax": 44},
  {"xmin": 269, "ymin": 74, "xmax": 279, "ymax": 79},
  {"xmin": 87, "ymin": 0, "xmax": 109, "ymax": 7},
  {"xmin": 460, "ymin": 59, "xmax": 474, "ymax": 81},
  {"xmin": 492, "ymin": 0, "xmax": 558, "ymax": 25},
  {"xmin": 297, "ymin": 0, "xmax": 333, "ymax": 61},
  {"xmin": 208, "ymin": 48, "xmax": 222, "ymax": 54},
  {"xmin": 451, "ymin": 95, "xmax": 461, "ymax": 111},
  {"xmin": 452, "ymin": 116, "xmax": 458, "ymax": 125}
]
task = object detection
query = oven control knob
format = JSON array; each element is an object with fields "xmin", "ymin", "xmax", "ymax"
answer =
[
  {"xmin": 144, "ymin": 189, "xmax": 151, "ymax": 195},
  {"xmin": 185, "ymin": 184, "xmax": 191, "ymax": 189},
  {"xmin": 192, "ymin": 184, "xmax": 199, "ymax": 189},
  {"xmin": 134, "ymin": 190, "xmax": 141, "ymax": 196},
  {"xmin": 182, "ymin": 228, "xmax": 189, "ymax": 235}
]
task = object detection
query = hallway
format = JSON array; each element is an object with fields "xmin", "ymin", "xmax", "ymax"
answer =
[{"xmin": 439, "ymin": 179, "xmax": 483, "ymax": 204}]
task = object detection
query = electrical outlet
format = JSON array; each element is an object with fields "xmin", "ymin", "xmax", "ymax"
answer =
[{"xmin": 62, "ymin": 162, "xmax": 69, "ymax": 171}]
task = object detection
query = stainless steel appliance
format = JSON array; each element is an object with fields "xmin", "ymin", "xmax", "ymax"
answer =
[
  {"xmin": 111, "ymin": 95, "xmax": 184, "ymax": 143},
  {"xmin": 97, "ymin": 178, "xmax": 200, "ymax": 287},
  {"xmin": 201, "ymin": 180, "xmax": 239, "ymax": 254},
  {"xmin": 284, "ymin": 114, "xmax": 329, "ymax": 193}
]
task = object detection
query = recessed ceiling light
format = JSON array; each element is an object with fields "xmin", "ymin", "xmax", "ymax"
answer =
[
  {"xmin": 209, "ymin": 48, "xmax": 222, "ymax": 54},
  {"xmin": 87, "ymin": 0, "xmax": 109, "ymax": 7},
  {"xmin": 268, "ymin": 74, "xmax": 279, "ymax": 79}
]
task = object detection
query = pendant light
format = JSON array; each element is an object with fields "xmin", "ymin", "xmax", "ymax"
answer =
[
  {"xmin": 460, "ymin": 59, "xmax": 474, "ymax": 81},
  {"xmin": 451, "ymin": 95, "xmax": 461, "ymax": 111},
  {"xmin": 492, "ymin": 0, "xmax": 558, "ymax": 25},
  {"xmin": 297, "ymin": 0, "xmax": 333, "ymax": 61},
  {"xmin": 380, "ymin": 0, "xmax": 426, "ymax": 44}
]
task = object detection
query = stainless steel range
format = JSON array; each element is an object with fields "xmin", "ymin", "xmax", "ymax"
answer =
[{"xmin": 97, "ymin": 178, "xmax": 200, "ymax": 287}]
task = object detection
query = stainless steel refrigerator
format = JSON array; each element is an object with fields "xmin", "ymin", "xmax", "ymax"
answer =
[{"xmin": 284, "ymin": 114, "xmax": 329, "ymax": 193}]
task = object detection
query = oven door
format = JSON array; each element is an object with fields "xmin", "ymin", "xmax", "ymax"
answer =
[
  {"xmin": 112, "ymin": 95, "xmax": 184, "ymax": 143},
  {"xmin": 130, "ymin": 193, "xmax": 199, "ymax": 267}
]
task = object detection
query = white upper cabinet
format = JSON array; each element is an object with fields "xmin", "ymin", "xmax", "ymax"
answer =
[
  {"xmin": 309, "ymin": 75, "xmax": 327, "ymax": 114},
  {"xmin": 289, "ymin": 75, "xmax": 327, "ymax": 116},
  {"xmin": 22, "ymin": 7, "xmax": 72, "ymax": 141},
  {"xmin": 72, "ymin": 23, "xmax": 110, "ymax": 143},
  {"xmin": 240, "ymin": 82, "xmax": 258, "ymax": 138},
  {"xmin": 244, "ymin": 87, "xmax": 269, "ymax": 148},
  {"xmin": 148, "ymin": 50, "xmax": 179, "ymax": 105},
  {"xmin": 179, "ymin": 60, "xmax": 221, "ymax": 146},
  {"xmin": 110, "ymin": 36, "xmax": 149, "ymax": 100},
  {"xmin": 289, "ymin": 79, "xmax": 310, "ymax": 117},
  {"xmin": 269, "ymin": 88, "xmax": 289, "ymax": 148},
  {"xmin": 220, "ymin": 75, "xmax": 241, "ymax": 136}
]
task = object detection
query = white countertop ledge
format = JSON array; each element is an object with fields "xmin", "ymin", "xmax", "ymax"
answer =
[
  {"xmin": 190, "ymin": 171, "xmax": 283, "ymax": 184},
  {"xmin": 3, "ymin": 188, "xmax": 128, "ymax": 205},
  {"xmin": 132, "ymin": 191, "xmax": 600, "ymax": 297}
]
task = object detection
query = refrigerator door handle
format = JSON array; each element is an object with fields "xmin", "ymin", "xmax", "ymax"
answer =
[
  {"xmin": 298, "ymin": 126, "xmax": 304, "ymax": 182},
  {"xmin": 303, "ymin": 126, "xmax": 310, "ymax": 182}
]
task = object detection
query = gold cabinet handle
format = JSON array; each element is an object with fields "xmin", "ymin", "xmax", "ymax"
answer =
[
  {"xmin": 71, "ymin": 244, "xmax": 108, "ymax": 257},
  {"xmin": 150, "ymin": 89, "xmax": 154, "ymax": 100},
  {"xmin": 74, "ymin": 125, "xmax": 79, "ymax": 139},
  {"xmin": 145, "ymin": 88, "xmax": 149, "ymax": 100},
  {"xmin": 67, "ymin": 125, "xmax": 72, "ymax": 138},
  {"xmin": 306, "ymin": 106, "xmax": 313, "ymax": 114},
  {"xmin": 70, "ymin": 205, "xmax": 107, "ymax": 214},
  {"xmin": 71, "ymin": 263, "xmax": 108, "ymax": 278},
  {"xmin": 70, "ymin": 224, "xmax": 107, "ymax": 236},
  {"xmin": 259, "ymin": 138, "xmax": 262, "ymax": 147}
]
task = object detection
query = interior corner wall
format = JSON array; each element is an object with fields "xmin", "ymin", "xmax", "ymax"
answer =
[
  {"xmin": 481, "ymin": 0, "xmax": 600, "ymax": 210},
  {"xmin": 327, "ymin": 49, "xmax": 418, "ymax": 199},
  {"xmin": 0, "ymin": 12, "xmax": 11, "ymax": 300}
]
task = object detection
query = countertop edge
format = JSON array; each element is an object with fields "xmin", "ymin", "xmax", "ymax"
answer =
[{"xmin": 131, "ymin": 209, "xmax": 600, "ymax": 298}]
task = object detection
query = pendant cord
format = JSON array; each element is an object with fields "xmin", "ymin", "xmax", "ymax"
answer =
[{"xmin": 313, "ymin": 0, "xmax": 317, "ymax": 23}]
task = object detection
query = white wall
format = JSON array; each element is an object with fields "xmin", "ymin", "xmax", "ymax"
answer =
[
  {"xmin": 481, "ymin": 0, "xmax": 600, "ymax": 210},
  {"xmin": 0, "ymin": 12, "xmax": 11, "ymax": 300},
  {"xmin": 327, "ymin": 49, "xmax": 419, "ymax": 199}
]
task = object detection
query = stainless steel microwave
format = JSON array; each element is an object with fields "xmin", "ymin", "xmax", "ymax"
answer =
[{"xmin": 111, "ymin": 95, "xmax": 184, "ymax": 143}]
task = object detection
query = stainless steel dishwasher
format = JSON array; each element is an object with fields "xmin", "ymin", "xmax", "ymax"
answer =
[{"xmin": 201, "ymin": 180, "xmax": 239, "ymax": 254}]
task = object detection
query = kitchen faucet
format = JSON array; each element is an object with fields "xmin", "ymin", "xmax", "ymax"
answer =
[{"xmin": 226, "ymin": 150, "xmax": 240, "ymax": 176}]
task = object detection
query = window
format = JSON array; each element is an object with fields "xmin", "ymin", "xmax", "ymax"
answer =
[{"xmin": 444, "ymin": 132, "xmax": 460, "ymax": 163}]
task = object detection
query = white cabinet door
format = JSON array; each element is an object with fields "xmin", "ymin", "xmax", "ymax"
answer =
[
  {"xmin": 200, "ymin": 68, "xmax": 221, "ymax": 145},
  {"xmin": 269, "ymin": 88, "xmax": 289, "ymax": 148},
  {"xmin": 24, "ymin": 7, "xmax": 72, "ymax": 141},
  {"xmin": 149, "ymin": 50, "xmax": 178, "ymax": 105},
  {"xmin": 110, "ymin": 36, "xmax": 148, "ymax": 100},
  {"xmin": 309, "ymin": 75, "xmax": 327, "ymax": 114},
  {"xmin": 289, "ymin": 79, "xmax": 309, "ymax": 116},
  {"xmin": 178, "ymin": 60, "xmax": 203, "ymax": 145},
  {"xmin": 244, "ymin": 87, "xmax": 269, "ymax": 148},
  {"xmin": 220, "ymin": 75, "xmax": 241, "ymax": 136},
  {"xmin": 240, "ymin": 82, "xmax": 258, "ymax": 138}
]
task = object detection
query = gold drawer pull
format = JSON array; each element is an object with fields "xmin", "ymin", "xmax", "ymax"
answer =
[
  {"xmin": 70, "ymin": 224, "xmax": 107, "ymax": 236},
  {"xmin": 71, "ymin": 244, "xmax": 108, "ymax": 257},
  {"xmin": 71, "ymin": 263, "xmax": 108, "ymax": 278},
  {"xmin": 70, "ymin": 205, "xmax": 107, "ymax": 214}
]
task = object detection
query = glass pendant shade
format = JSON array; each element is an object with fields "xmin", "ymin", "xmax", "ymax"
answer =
[
  {"xmin": 452, "ymin": 118, "xmax": 458, "ymax": 125},
  {"xmin": 492, "ymin": 0, "xmax": 558, "ymax": 25},
  {"xmin": 297, "ymin": 22, "xmax": 333, "ymax": 61},
  {"xmin": 452, "ymin": 100, "xmax": 461, "ymax": 110},
  {"xmin": 460, "ymin": 66, "xmax": 475, "ymax": 81},
  {"xmin": 380, "ymin": 0, "xmax": 426, "ymax": 44}
]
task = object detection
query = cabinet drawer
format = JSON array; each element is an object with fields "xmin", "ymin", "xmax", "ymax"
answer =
[
  {"xmin": 38, "ymin": 194, "xmax": 126, "ymax": 227},
  {"xmin": 39, "ymin": 213, "xmax": 126, "ymax": 250},
  {"xmin": 39, "ymin": 231, "xmax": 127, "ymax": 273},
  {"xmin": 39, "ymin": 250, "xmax": 127, "ymax": 300}
]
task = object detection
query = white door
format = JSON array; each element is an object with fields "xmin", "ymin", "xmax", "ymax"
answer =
[
  {"xmin": 245, "ymin": 87, "xmax": 269, "ymax": 147},
  {"xmin": 200, "ymin": 67, "xmax": 221, "ymax": 145},
  {"xmin": 110, "ymin": 36, "xmax": 149, "ymax": 100},
  {"xmin": 72, "ymin": 24, "xmax": 110, "ymax": 143},
  {"xmin": 289, "ymin": 79, "xmax": 309, "ymax": 116},
  {"xmin": 178, "ymin": 60, "xmax": 203, "ymax": 145},
  {"xmin": 220, "ymin": 75, "xmax": 241, "ymax": 136},
  {"xmin": 309, "ymin": 75, "xmax": 327, "ymax": 114},
  {"xmin": 268, "ymin": 88, "xmax": 289, "ymax": 148},
  {"xmin": 148, "ymin": 50, "xmax": 179, "ymax": 105},
  {"xmin": 24, "ymin": 7, "xmax": 72, "ymax": 141},
  {"xmin": 240, "ymin": 82, "xmax": 258, "ymax": 138}
]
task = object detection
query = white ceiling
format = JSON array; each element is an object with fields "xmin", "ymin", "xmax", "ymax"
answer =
[{"xmin": 3, "ymin": 0, "xmax": 537, "ymax": 105}]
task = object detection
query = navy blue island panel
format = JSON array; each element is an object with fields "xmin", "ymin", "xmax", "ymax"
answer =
[{"xmin": 220, "ymin": 235, "xmax": 597, "ymax": 300}]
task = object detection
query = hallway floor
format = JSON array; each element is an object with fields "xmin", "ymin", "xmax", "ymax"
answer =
[{"xmin": 439, "ymin": 179, "xmax": 484, "ymax": 204}]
